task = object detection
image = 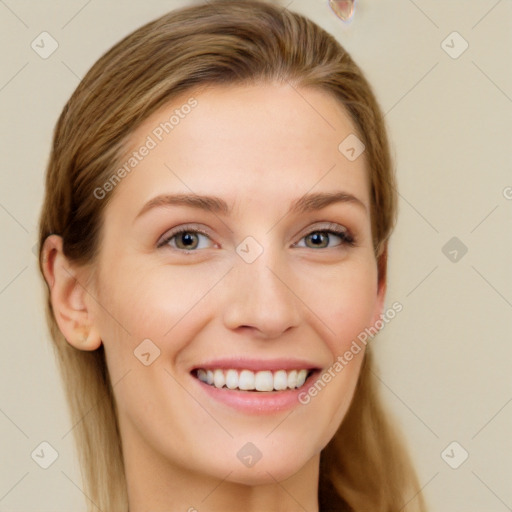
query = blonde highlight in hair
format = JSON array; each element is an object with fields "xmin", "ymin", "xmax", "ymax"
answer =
[{"xmin": 38, "ymin": 1, "xmax": 425, "ymax": 510}]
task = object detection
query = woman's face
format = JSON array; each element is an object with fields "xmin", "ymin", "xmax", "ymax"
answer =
[{"xmin": 88, "ymin": 83, "xmax": 385, "ymax": 485}]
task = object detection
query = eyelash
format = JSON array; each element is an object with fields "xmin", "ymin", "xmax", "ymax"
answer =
[{"xmin": 157, "ymin": 223, "xmax": 356, "ymax": 252}]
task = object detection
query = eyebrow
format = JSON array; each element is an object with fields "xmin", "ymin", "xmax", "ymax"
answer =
[{"xmin": 135, "ymin": 191, "xmax": 367, "ymax": 220}]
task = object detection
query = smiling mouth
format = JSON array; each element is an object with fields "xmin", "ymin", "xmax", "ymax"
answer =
[{"xmin": 192, "ymin": 368, "xmax": 316, "ymax": 392}]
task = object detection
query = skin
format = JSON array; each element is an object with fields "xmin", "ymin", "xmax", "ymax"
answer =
[{"xmin": 42, "ymin": 83, "xmax": 386, "ymax": 512}]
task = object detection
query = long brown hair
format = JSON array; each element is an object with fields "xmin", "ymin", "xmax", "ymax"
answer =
[{"xmin": 37, "ymin": 1, "xmax": 426, "ymax": 510}]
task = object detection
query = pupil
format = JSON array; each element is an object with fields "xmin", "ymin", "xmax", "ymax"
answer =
[
  {"xmin": 310, "ymin": 233, "xmax": 326, "ymax": 247},
  {"xmin": 182, "ymin": 233, "xmax": 196, "ymax": 247}
]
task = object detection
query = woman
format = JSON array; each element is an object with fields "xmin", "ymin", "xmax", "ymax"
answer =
[{"xmin": 37, "ymin": 1, "xmax": 426, "ymax": 510}]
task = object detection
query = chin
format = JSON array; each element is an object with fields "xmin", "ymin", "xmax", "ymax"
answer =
[
  {"xmin": 222, "ymin": 460, "xmax": 309, "ymax": 486},
  {"xmin": 206, "ymin": 444, "xmax": 315, "ymax": 486}
]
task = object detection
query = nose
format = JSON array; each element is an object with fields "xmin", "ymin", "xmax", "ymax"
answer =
[{"xmin": 221, "ymin": 248, "xmax": 302, "ymax": 340}]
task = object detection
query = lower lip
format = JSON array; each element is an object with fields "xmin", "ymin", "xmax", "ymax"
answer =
[{"xmin": 190, "ymin": 370, "xmax": 321, "ymax": 414}]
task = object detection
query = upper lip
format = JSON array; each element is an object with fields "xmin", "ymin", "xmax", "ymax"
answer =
[{"xmin": 190, "ymin": 358, "xmax": 322, "ymax": 373}]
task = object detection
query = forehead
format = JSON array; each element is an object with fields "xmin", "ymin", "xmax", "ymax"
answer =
[{"xmin": 107, "ymin": 83, "xmax": 370, "ymax": 218}]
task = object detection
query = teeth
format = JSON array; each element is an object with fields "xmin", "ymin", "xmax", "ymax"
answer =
[
  {"xmin": 287, "ymin": 369, "xmax": 298, "ymax": 389},
  {"xmin": 255, "ymin": 370, "xmax": 273, "ymax": 391},
  {"xmin": 239, "ymin": 370, "xmax": 255, "ymax": 390},
  {"xmin": 225, "ymin": 369, "xmax": 238, "ymax": 389},
  {"xmin": 213, "ymin": 369, "xmax": 225, "ymax": 388},
  {"xmin": 273, "ymin": 370, "xmax": 288, "ymax": 390},
  {"xmin": 195, "ymin": 368, "xmax": 312, "ymax": 391},
  {"xmin": 297, "ymin": 369, "xmax": 308, "ymax": 387}
]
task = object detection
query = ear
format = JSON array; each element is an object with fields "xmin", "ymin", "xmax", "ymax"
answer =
[{"xmin": 41, "ymin": 235, "xmax": 102, "ymax": 351}]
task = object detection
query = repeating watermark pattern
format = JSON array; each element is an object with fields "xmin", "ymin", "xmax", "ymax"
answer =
[
  {"xmin": 298, "ymin": 301, "xmax": 403, "ymax": 404},
  {"xmin": 31, "ymin": 32, "xmax": 59, "ymax": 59},
  {"xmin": 134, "ymin": 338, "xmax": 161, "ymax": 366},
  {"xmin": 441, "ymin": 441, "xmax": 469, "ymax": 469},
  {"xmin": 441, "ymin": 236, "xmax": 468, "ymax": 263},
  {"xmin": 503, "ymin": 186, "xmax": 512, "ymax": 200},
  {"xmin": 94, "ymin": 97, "xmax": 198, "ymax": 200},
  {"xmin": 441, "ymin": 31, "xmax": 469, "ymax": 59},
  {"xmin": 235, "ymin": 236, "xmax": 264, "ymax": 264},
  {"xmin": 31, "ymin": 441, "xmax": 59, "ymax": 469},
  {"xmin": 236, "ymin": 442, "xmax": 263, "ymax": 468},
  {"xmin": 338, "ymin": 133, "xmax": 365, "ymax": 161}
]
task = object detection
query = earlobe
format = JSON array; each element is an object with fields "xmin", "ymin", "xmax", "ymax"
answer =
[{"xmin": 41, "ymin": 235, "xmax": 102, "ymax": 351}]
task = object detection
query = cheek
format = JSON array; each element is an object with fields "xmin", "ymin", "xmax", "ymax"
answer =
[
  {"xmin": 293, "ymin": 268, "xmax": 377, "ymax": 450},
  {"xmin": 297, "ymin": 256, "xmax": 379, "ymax": 355},
  {"xmin": 333, "ymin": 276, "xmax": 378, "ymax": 350},
  {"xmin": 290, "ymin": 257, "xmax": 377, "ymax": 431},
  {"xmin": 92, "ymin": 258, "xmax": 221, "ymax": 364}
]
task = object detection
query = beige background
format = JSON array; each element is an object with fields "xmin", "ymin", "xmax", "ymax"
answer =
[{"xmin": 1, "ymin": 0, "xmax": 511, "ymax": 510}]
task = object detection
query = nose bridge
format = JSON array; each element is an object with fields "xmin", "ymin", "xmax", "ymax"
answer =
[{"xmin": 222, "ymin": 243, "xmax": 301, "ymax": 338}]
